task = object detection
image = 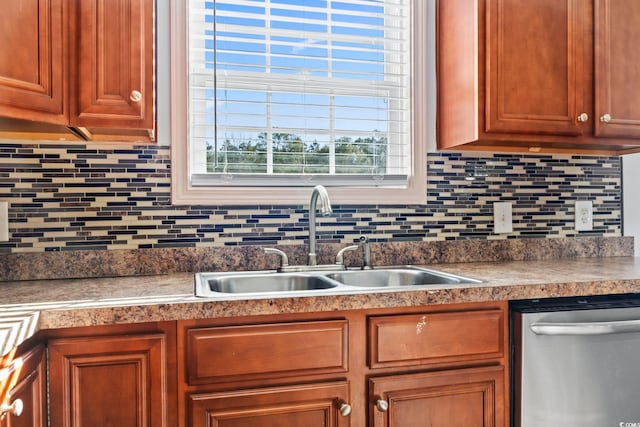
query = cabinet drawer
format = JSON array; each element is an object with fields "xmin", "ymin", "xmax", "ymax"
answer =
[
  {"xmin": 368, "ymin": 309, "xmax": 504, "ymax": 368},
  {"xmin": 186, "ymin": 320, "xmax": 349, "ymax": 384}
]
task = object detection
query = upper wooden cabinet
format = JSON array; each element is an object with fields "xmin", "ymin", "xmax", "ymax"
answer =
[
  {"xmin": 594, "ymin": 0, "xmax": 640, "ymax": 139},
  {"xmin": 437, "ymin": 0, "xmax": 640, "ymax": 154},
  {"xmin": 0, "ymin": 0, "xmax": 155, "ymax": 142},
  {"xmin": 70, "ymin": 0, "xmax": 155, "ymax": 135},
  {"xmin": 0, "ymin": 0, "xmax": 67, "ymax": 125}
]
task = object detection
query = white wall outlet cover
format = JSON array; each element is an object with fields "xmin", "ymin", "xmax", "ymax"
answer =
[
  {"xmin": 575, "ymin": 200, "xmax": 593, "ymax": 231},
  {"xmin": 493, "ymin": 202, "xmax": 513, "ymax": 234}
]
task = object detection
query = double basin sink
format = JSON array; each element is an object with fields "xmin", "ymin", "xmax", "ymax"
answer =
[{"xmin": 195, "ymin": 266, "xmax": 483, "ymax": 298}]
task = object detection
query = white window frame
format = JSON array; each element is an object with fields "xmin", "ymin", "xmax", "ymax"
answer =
[{"xmin": 170, "ymin": 0, "xmax": 429, "ymax": 205}]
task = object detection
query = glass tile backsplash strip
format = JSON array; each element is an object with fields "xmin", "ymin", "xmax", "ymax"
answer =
[{"xmin": 0, "ymin": 143, "xmax": 621, "ymax": 252}]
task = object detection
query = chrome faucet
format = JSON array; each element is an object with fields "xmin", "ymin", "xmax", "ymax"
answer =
[
  {"xmin": 359, "ymin": 235, "xmax": 372, "ymax": 269},
  {"xmin": 335, "ymin": 244, "xmax": 359, "ymax": 267},
  {"xmin": 264, "ymin": 247, "xmax": 289, "ymax": 271},
  {"xmin": 308, "ymin": 185, "xmax": 332, "ymax": 266}
]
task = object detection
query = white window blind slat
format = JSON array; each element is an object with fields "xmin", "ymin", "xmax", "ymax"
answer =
[{"xmin": 188, "ymin": 0, "xmax": 412, "ymax": 186}]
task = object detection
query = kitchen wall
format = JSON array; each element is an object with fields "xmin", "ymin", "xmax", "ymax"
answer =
[
  {"xmin": 623, "ymin": 153, "xmax": 640, "ymax": 256},
  {"xmin": 0, "ymin": 1, "xmax": 623, "ymax": 254},
  {"xmin": 0, "ymin": 142, "xmax": 621, "ymax": 253}
]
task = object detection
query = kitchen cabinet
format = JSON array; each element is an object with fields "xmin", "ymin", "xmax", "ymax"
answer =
[
  {"xmin": 189, "ymin": 382, "xmax": 352, "ymax": 427},
  {"xmin": 178, "ymin": 301, "xmax": 509, "ymax": 427},
  {"xmin": 0, "ymin": 345, "xmax": 46, "ymax": 427},
  {"xmin": 0, "ymin": 0, "xmax": 67, "ymax": 126},
  {"xmin": 367, "ymin": 309, "xmax": 506, "ymax": 427},
  {"xmin": 69, "ymin": 0, "xmax": 155, "ymax": 140},
  {"xmin": 594, "ymin": 0, "xmax": 640, "ymax": 139},
  {"xmin": 370, "ymin": 366, "xmax": 505, "ymax": 427},
  {"xmin": 0, "ymin": 0, "xmax": 155, "ymax": 142},
  {"xmin": 437, "ymin": 0, "xmax": 640, "ymax": 154},
  {"xmin": 182, "ymin": 319, "xmax": 352, "ymax": 426},
  {"xmin": 48, "ymin": 331, "xmax": 171, "ymax": 427},
  {"xmin": 1, "ymin": 301, "xmax": 507, "ymax": 427}
]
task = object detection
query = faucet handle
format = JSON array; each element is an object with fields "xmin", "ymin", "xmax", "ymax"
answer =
[
  {"xmin": 264, "ymin": 248, "xmax": 289, "ymax": 269},
  {"xmin": 335, "ymin": 245, "xmax": 359, "ymax": 267}
]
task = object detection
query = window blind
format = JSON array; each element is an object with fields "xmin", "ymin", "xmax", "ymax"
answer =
[{"xmin": 188, "ymin": 0, "xmax": 412, "ymax": 187}]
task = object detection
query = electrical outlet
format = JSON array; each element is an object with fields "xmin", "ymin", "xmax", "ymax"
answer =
[
  {"xmin": 0, "ymin": 201, "xmax": 8, "ymax": 241},
  {"xmin": 575, "ymin": 200, "xmax": 593, "ymax": 231},
  {"xmin": 493, "ymin": 202, "xmax": 513, "ymax": 234}
]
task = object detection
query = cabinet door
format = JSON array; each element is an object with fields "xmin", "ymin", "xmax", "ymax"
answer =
[
  {"xmin": 48, "ymin": 333, "xmax": 167, "ymax": 427},
  {"xmin": 370, "ymin": 366, "xmax": 505, "ymax": 427},
  {"xmin": 0, "ymin": 0, "xmax": 66, "ymax": 124},
  {"xmin": 189, "ymin": 381, "xmax": 351, "ymax": 427},
  {"xmin": 594, "ymin": 0, "xmax": 640, "ymax": 138},
  {"xmin": 0, "ymin": 345, "xmax": 46, "ymax": 427},
  {"xmin": 485, "ymin": 0, "xmax": 589, "ymax": 136},
  {"xmin": 70, "ymin": 0, "xmax": 154, "ymax": 130}
]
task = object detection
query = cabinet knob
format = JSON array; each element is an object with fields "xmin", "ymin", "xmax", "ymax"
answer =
[
  {"xmin": 130, "ymin": 90, "xmax": 143, "ymax": 102},
  {"xmin": 600, "ymin": 113, "xmax": 612, "ymax": 123},
  {"xmin": 1, "ymin": 399, "xmax": 23, "ymax": 417},
  {"xmin": 577, "ymin": 112, "xmax": 589, "ymax": 123},
  {"xmin": 339, "ymin": 403, "xmax": 352, "ymax": 417},
  {"xmin": 376, "ymin": 399, "xmax": 389, "ymax": 412}
]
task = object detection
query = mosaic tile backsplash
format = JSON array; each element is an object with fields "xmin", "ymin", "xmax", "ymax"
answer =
[{"xmin": 0, "ymin": 142, "xmax": 621, "ymax": 253}]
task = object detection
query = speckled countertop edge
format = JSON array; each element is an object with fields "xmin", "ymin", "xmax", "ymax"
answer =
[{"xmin": 4, "ymin": 256, "xmax": 640, "ymax": 357}]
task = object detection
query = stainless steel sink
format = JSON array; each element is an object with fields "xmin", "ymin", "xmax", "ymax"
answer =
[
  {"xmin": 195, "ymin": 266, "xmax": 482, "ymax": 298},
  {"xmin": 195, "ymin": 271, "xmax": 339, "ymax": 297},
  {"xmin": 325, "ymin": 266, "xmax": 483, "ymax": 287}
]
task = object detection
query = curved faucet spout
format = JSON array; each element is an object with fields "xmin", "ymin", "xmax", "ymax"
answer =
[{"xmin": 308, "ymin": 185, "xmax": 332, "ymax": 266}]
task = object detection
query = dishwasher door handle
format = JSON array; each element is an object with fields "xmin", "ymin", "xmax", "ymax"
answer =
[{"xmin": 530, "ymin": 319, "xmax": 640, "ymax": 336}]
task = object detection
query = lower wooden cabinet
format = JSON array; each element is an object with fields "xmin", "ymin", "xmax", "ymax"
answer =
[
  {"xmin": 48, "ymin": 333, "xmax": 169, "ymax": 427},
  {"xmin": 369, "ymin": 366, "xmax": 506, "ymax": 427},
  {"xmin": 1, "ymin": 301, "xmax": 508, "ymax": 427},
  {"xmin": 179, "ymin": 301, "xmax": 509, "ymax": 427},
  {"xmin": 189, "ymin": 381, "xmax": 351, "ymax": 427},
  {"xmin": 0, "ymin": 345, "xmax": 46, "ymax": 427}
]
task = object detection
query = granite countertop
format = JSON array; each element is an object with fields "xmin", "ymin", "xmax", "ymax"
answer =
[{"xmin": 3, "ymin": 256, "xmax": 640, "ymax": 356}]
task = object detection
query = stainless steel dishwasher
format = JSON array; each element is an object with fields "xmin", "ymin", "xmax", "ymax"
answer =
[{"xmin": 511, "ymin": 294, "xmax": 640, "ymax": 427}]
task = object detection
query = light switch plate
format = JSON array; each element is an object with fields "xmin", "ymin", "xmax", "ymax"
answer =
[
  {"xmin": 575, "ymin": 200, "xmax": 593, "ymax": 231},
  {"xmin": 493, "ymin": 202, "xmax": 513, "ymax": 234},
  {"xmin": 0, "ymin": 201, "xmax": 8, "ymax": 241}
]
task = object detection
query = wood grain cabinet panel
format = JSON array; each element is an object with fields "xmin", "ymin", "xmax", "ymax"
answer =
[
  {"xmin": 189, "ymin": 381, "xmax": 351, "ymax": 427},
  {"xmin": 0, "ymin": 345, "xmax": 46, "ymax": 427},
  {"xmin": 186, "ymin": 320, "xmax": 349, "ymax": 385},
  {"xmin": 0, "ymin": 0, "xmax": 155, "ymax": 141},
  {"xmin": 0, "ymin": 0, "xmax": 66, "ymax": 124},
  {"xmin": 485, "ymin": 0, "xmax": 587, "ymax": 137},
  {"xmin": 178, "ymin": 303, "xmax": 508, "ymax": 427},
  {"xmin": 368, "ymin": 309, "xmax": 504, "ymax": 369},
  {"xmin": 48, "ymin": 333, "xmax": 168, "ymax": 427},
  {"xmin": 70, "ymin": 0, "xmax": 155, "ymax": 131},
  {"xmin": 369, "ymin": 366, "xmax": 505, "ymax": 427},
  {"xmin": 594, "ymin": 0, "xmax": 640, "ymax": 138},
  {"xmin": 438, "ymin": 0, "xmax": 640, "ymax": 154}
]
